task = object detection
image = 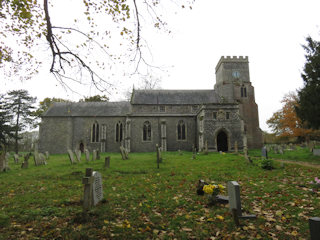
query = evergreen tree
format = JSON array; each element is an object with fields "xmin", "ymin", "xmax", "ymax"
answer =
[
  {"xmin": 6, "ymin": 90, "xmax": 36, "ymax": 153},
  {"xmin": 0, "ymin": 94, "xmax": 14, "ymax": 148},
  {"xmin": 296, "ymin": 36, "xmax": 320, "ymax": 129}
]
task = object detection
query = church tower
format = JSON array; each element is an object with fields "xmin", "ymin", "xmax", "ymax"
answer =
[{"xmin": 214, "ymin": 56, "xmax": 263, "ymax": 149}]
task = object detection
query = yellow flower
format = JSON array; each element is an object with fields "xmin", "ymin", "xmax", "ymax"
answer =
[{"xmin": 216, "ymin": 215, "xmax": 224, "ymax": 221}]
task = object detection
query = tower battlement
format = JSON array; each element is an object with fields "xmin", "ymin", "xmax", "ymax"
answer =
[{"xmin": 215, "ymin": 56, "xmax": 249, "ymax": 72}]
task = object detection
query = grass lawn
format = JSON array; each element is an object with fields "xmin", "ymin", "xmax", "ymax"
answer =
[
  {"xmin": 0, "ymin": 151, "xmax": 319, "ymax": 239},
  {"xmin": 249, "ymin": 146, "xmax": 320, "ymax": 164}
]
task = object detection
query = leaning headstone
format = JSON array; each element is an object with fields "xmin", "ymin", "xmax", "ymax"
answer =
[
  {"xmin": 85, "ymin": 149, "xmax": 90, "ymax": 162},
  {"xmin": 261, "ymin": 146, "xmax": 268, "ymax": 159},
  {"xmin": 75, "ymin": 150, "xmax": 81, "ymax": 162},
  {"xmin": 13, "ymin": 154, "xmax": 19, "ymax": 164},
  {"xmin": 104, "ymin": 156, "xmax": 110, "ymax": 168},
  {"xmin": 68, "ymin": 149, "xmax": 76, "ymax": 164},
  {"xmin": 92, "ymin": 150, "xmax": 97, "ymax": 161},
  {"xmin": 119, "ymin": 146, "xmax": 127, "ymax": 160},
  {"xmin": 313, "ymin": 149, "xmax": 320, "ymax": 156},
  {"xmin": 309, "ymin": 217, "xmax": 320, "ymax": 240}
]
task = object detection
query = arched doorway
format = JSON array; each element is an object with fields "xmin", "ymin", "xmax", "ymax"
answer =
[{"xmin": 217, "ymin": 131, "xmax": 228, "ymax": 152}]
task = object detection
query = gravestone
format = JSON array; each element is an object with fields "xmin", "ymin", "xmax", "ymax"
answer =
[
  {"xmin": 228, "ymin": 181, "xmax": 242, "ymax": 217},
  {"xmin": 45, "ymin": 151, "xmax": 49, "ymax": 160},
  {"xmin": 13, "ymin": 154, "xmax": 19, "ymax": 164},
  {"xmin": 178, "ymin": 149, "xmax": 182, "ymax": 155},
  {"xmin": 309, "ymin": 217, "xmax": 320, "ymax": 240},
  {"xmin": 21, "ymin": 153, "xmax": 30, "ymax": 169},
  {"xmin": 261, "ymin": 146, "xmax": 268, "ymax": 159},
  {"xmin": 92, "ymin": 171, "xmax": 103, "ymax": 206},
  {"xmin": 313, "ymin": 149, "xmax": 320, "ymax": 156},
  {"xmin": 104, "ymin": 156, "xmax": 110, "ymax": 168},
  {"xmin": 96, "ymin": 149, "xmax": 100, "ymax": 160},
  {"xmin": 92, "ymin": 150, "xmax": 97, "ymax": 161},
  {"xmin": 234, "ymin": 141, "xmax": 238, "ymax": 153},
  {"xmin": 39, "ymin": 153, "xmax": 47, "ymax": 165},
  {"xmin": 228, "ymin": 181, "xmax": 256, "ymax": 226},
  {"xmin": 68, "ymin": 149, "xmax": 76, "ymax": 164},
  {"xmin": 75, "ymin": 150, "xmax": 81, "ymax": 162},
  {"xmin": 82, "ymin": 168, "xmax": 103, "ymax": 211},
  {"xmin": 204, "ymin": 140, "xmax": 208, "ymax": 155},
  {"xmin": 120, "ymin": 146, "xmax": 127, "ymax": 160},
  {"xmin": 192, "ymin": 145, "xmax": 197, "ymax": 160},
  {"xmin": 124, "ymin": 148, "xmax": 129, "ymax": 159},
  {"xmin": 85, "ymin": 149, "xmax": 90, "ymax": 162}
]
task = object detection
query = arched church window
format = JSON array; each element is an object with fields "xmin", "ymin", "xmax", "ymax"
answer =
[
  {"xmin": 177, "ymin": 120, "xmax": 186, "ymax": 140},
  {"xmin": 241, "ymin": 86, "xmax": 247, "ymax": 97},
  {"xmin": 91, "ymin": 121, "xmax": 100, "ymax": 142},
  {"xmin": 116, "ymin": 122, "xmax": 123, "ymax": 142},
  {"xmin": 143, "ymin": 121, "xmax": 152, "ymax": 141}
]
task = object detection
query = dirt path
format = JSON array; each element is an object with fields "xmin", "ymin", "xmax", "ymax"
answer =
[{"xmin": 273, "ymin": 159, "xmax": 320, "ymax": 169}]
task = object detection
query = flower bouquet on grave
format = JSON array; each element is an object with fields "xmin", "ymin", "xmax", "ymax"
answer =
[
  {"xmin": 309, "ymin": 177, "xmax": 320, "ymax": 193},
  {"xmin": 203, "ymin": 184, "xmax": 225, "ymax": 206}
]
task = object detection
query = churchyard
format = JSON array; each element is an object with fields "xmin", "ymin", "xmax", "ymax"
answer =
[{"xmin": 0, "ymin": 149, "xmax": 319, "ymax": 239}]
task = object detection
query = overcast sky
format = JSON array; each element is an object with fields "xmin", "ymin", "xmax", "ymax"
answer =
[{"xmin": 2, "ymin": 0, "xmax": 320, "ymax": 132}]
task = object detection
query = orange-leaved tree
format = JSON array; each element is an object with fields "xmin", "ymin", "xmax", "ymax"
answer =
[{"xmin": 267, "ymin": 92, "xmax": 314, "ymax": 140}]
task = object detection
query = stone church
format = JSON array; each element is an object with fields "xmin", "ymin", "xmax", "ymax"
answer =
[{"xmin": 39, "ymin": 56, "xmax": 263, "ymax": 154}]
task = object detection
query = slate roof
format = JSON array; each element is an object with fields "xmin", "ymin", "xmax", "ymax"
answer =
[
  {"xmin": 131, "ymin": 89, "xmax": 220, "ymax": 105},
  {"xmin": 43, "ymin": 102, "xmax": 131, "ymax": 117}
]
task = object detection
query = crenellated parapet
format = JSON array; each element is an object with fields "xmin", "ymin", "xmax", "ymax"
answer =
[{"xmin": 215, "ymin": 56, "xmax": 249, "ymax": 72}]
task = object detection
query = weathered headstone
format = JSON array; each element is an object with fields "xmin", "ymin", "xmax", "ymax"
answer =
[
  {"xmin": 261, "ymin": 146, "xmax": 268, "ymax": 159},
  {"xmin": 309, "ymin": 217, "xmax": 320, "ymax": 240},
  {"xmin": 178, "ymin": 149, "xmax": 182, "ymax": 155},
  {"xmin": 82, "ymin": 168, "xmax": 103, "ymax": 212},
  {"xmin": 68, "ymin": 149, "xmax": 76, "ymax": 164},
  {"xmin": 228, "ymin": 181, "xmax": 242, "ymax": 217},
  {"xmin": 92, "ymin": 150, "xmax": 97, "ymax": 161},
  {"xmin": 13, "ymin": 154, "xmax": 19, "ymax": 164},
  {"xmin": 21, "ymin": 153, "xmax": 31, "ymax": 169},
  {"xmin": 96, "ymin": 149, "xmax": 100, "ymax": 160},
  {"xmin": 119, "ymin": 146, "xmax": 128, "ymax": 160},
  {"xmin": 104, "ymin": 156, "xmax": 110, "ymax": 168},
  {"xmin": 39, "ymin": 153, "xmax": 47, "ymax": 165},
  {"xmin": 124, "ymin": 147, "xmax": 129, "ymax": 159},
  {"xmin": 192, "ymin": 145, "xmax": 196, "ymax": 159},
  {"xmin": 228, "ymin": 181, "xmax": 256, "ymax": 226},
  {"xmin": 313, "ymin": 149, "xmax": 320, "ymax": 156},
  {"xmin": 234, "ymin": 141, "xmax": 238, "ymax": 153},
  {"xmin": 85, "ymin": 149, "xmax": 90, "ymax": 162},
  {"xmin": 92, "ymin": 171, "xmax": 103, "ymax": 206},
  {"xmin": 82, "ymin": 168, "xmax": 94, "ymax": 211},
  {"xmin": 45, "ymin": 151, "xmax": 49, "ymax": 160},
  {"xmin": 75, "ymin": 150, "xmax": 81, "ymax": 162},
  {"xmin": 204, "ymin": 140, "xmax": 208, "ymax": 155}
]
